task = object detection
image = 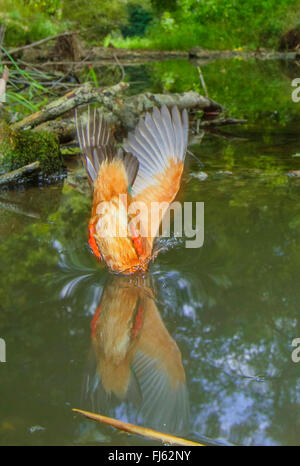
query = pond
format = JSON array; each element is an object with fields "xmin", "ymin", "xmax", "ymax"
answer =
[{"xmin": 0, "ymin": 56, "xmax": 300, "ymax": 446}]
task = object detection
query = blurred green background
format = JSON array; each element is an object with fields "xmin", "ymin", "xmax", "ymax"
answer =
[{"xmin": 1, "ymin": 0, "xmax": 299, "ymax": 51}]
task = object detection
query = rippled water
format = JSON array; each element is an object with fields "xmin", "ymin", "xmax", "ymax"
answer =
[{"xmin": 0, "ymin": 57, "xmax": 300, "ymax": 445}]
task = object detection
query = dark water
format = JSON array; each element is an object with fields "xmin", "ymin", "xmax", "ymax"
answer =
[{"xmin": 0, "ymin": 58, "xmax": 300, "ymax": 446}]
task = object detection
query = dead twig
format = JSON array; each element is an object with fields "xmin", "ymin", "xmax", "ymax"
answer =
[
  {"xmin": 0, "ymin": 161, "xmax": 40, "ymax": 187},
  {"xmin": 113, "ymin": 53, "xmax": 125, "ymax": 85},
  {"xmin": 8, "ymin": 31, "xmax": 75, "ymax": 56},
  {"xmin": 200, "ymin": 117, "xmax": 247, "ymax": 127}
]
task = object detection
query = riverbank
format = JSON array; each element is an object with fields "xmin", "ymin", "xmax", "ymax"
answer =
[{"xmin": 4, "ymin": 35, "xmax": 300, "ymax": 68}]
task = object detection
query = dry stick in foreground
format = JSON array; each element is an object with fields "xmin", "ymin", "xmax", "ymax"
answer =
[
  {"xmin": 72, "ymin": 409, "xmax": 204, "ymax": 446},
  {"xmin": 0, "ymin": 66, "xmax": 9, "ymax": 103}
]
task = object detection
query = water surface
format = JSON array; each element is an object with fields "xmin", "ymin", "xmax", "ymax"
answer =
[{"xmin": 0, "ymin": 57, "xmax": 300, "ymax": 446}]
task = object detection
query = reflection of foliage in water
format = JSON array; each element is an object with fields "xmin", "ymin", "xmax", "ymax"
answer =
[
  {"xmin": 0, "ymin": 164, "xmax": 300, "ymax": 444},
  {"xmin": 146, "ymin": 59, "xmax": 300, "ymax": 126},
  {"xmin": 152, "ymin": 172, "xmax": 300, "ymax": 444},
  {"xmin": 1, "ymin": 59, "xmax": 300, "ymax": 444},
  {"xmin": 0, "ymin": 184, "xmax": 92, "ymax": 310}
]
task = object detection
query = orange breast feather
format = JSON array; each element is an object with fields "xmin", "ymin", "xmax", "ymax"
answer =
[
  {"xmin": 75, "ymin": 105, "xmax": 189, "ymax": 274},
  {"xmin": 91, "ymin": 161, "xmax": 142, "ymax": 274}
]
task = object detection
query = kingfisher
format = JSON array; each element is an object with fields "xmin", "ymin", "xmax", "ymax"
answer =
[{"xmin": 75, "ymin": 104, "xmax": 188, "ymax": 274}]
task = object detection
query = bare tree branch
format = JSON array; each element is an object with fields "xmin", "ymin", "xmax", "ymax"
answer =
[{"xmin": 8, "ymin": 31, "xmax": 75, "ymax": 55}]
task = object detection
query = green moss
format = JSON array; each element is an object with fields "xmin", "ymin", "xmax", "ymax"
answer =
[
  {"xmin": 0, "ymin": 122, "xmax": 13, "ymax": 173},
  {"xmin": 0, "ymin": 124, "xmax": 63, "ymax": 174}
]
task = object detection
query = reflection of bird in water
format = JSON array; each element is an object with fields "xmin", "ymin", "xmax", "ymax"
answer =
[
  {"xmin": 75, "ymin": 105, "xmax": 188, "ymax": 274},
  {"xmin": 82, "ymin": 274, "xmax": 189, "ymax": 436}
]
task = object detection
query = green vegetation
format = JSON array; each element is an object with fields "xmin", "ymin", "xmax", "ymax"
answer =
[
  {"xmin": 0, "ymin": 131, "xmax": 300, "ymax": 445},
  {"xmin": 0, "ymin": 0, "xmax": 66, "ymax": 47},
  {"xmin": 110, "ymin": 0, "xmax": 300, "ymax": 50},
  {"xmin": 0, "ymin": 122, "xmax": 62, "ymax": 174},
  {"xmin": 0, "ymin": 45, "xmax": 59, "ymax": 117},
  {"xmin": 0, "ymin": 0, "xmax": 299, "ymax": 449},
  {"xmin": 121, "ymin": 4, "xmax": 152, "ymax": 38},
  {"xmin": 0, "ymin": 0, "xmax": 134, "ymax": 46},
  {"xmin": 61, "ymin": 0, "xmax": 129, "ymax": 42},
  {"xmin": 1, "ymin": 0, "xmax": 298, "ymax": 51},
  {"xmin": 144, "ymin": 58, "xmax": 299, "ymax": 127}
]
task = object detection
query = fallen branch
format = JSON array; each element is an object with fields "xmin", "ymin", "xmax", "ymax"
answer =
[
  {"xmin": 11, "ymin": 78, "xmax": 243, "ymax": 149},
  {"xmin": 102, "ymin": 90, "xmax": 224, "ymax": 131},
  {"xmin": 12, "ymin": 81, "xmax": 129, "ymax": 131},
  {"xmin": 7, "ymin": 31, "xmax": 75, "ymax": 56},
  {"xmin": 34, "ymin": 117, "xmax": 76, "ymax": 143},
  {"xmin": 126, "ymin": 90, "xmax": 222, "ymax": 113},
  {"xmin": 189, "ymin": 47, "xmax": 300, "ymax": 63},
  {"xmin": 34, "ymin": 89, "xmax": 225, "ymax": 142},
  {"xmin": 0, "ymin": 161, "xmax": 40, "ymax": 187},
  {"xmin": 199, "ymin": 117, "xmax": 247, "ymax": 127}
]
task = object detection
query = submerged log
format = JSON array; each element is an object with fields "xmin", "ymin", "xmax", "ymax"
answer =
[
  {"xmin": 0, "ymin": 161, "xmax": 40, "ymax": 187},
  {"xmin": 12, "ymin": 81, "xmax": 129, "ymax": 131},
  {"xmin": 199, "ymin": 117, "xmax": 247, "ymax": 127},
  {"xmin": 189, "ymin": 46, "xmax": 300, "ymax": 63}
]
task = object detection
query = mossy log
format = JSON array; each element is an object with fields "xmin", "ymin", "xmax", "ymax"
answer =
[
  {"xmin": 34, "ymin": 87, "xmax": 224, "ymax": 142},
  {"xmin": 189, "ymin": 46, "xmax": 300, "ymax": 63},
  {"xmin": 15, "ymin": 81, "xmax": 222, "ymax": 137},
  {"xmin": 2, "ymin": 81, "xmax": 242, "ymax": 185},
  {"xmin": 111, "ymin": 90, "xmax": 223, "ymax": 131},
  {"xmin": 0, "ymin": 81, "xmax": 129, "ymax": 183},
  {"xmin": 0, "ymin": 121, "xmax": 62, "ymax": 174},
  {"xmin": 12, "ymin": 81, "xmax": 129, "ymax": 131}
]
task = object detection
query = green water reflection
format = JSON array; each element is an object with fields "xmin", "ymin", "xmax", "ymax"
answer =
[{"xmin": 0, "ymin": 57, "xmax": 300, "ymax": 445}]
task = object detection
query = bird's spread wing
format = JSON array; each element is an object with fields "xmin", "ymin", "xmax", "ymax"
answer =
[
  {"xmin": 75, "ymin": 106, "xmax": 139, "ymax": 188},
  {"xmin": 123, "ymin": 105, "xmax": 189, "ymax": 256}
]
